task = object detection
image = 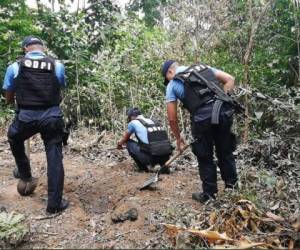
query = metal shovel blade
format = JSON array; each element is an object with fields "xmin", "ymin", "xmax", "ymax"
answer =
[
  {"xmin": 139, "ymin": 172, "xmax": 159, "ymax": 190},
  {"xmin": 139, "ymin": 144, "xmax": 191, "ymax": 190}
]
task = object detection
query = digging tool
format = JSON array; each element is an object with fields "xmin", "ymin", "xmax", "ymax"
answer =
[
  {"xmin": 101, "ymin": 146, "xmax": 127, "ymax": 151},
  {"xmin": 25, "ymin": 139, "xmax": 30, "ymax": 159},
  {"xmin": 140, "ymin": 143, "xmax": 190, "ymax": 190},
  {"xmin": 102, "ymin": 147, "xmax": 118, "ymax": 151}
]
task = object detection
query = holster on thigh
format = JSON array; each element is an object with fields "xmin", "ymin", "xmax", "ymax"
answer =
[{"xmin": 41, "ymin": 117, "xmax": 64, "ymax": 145}]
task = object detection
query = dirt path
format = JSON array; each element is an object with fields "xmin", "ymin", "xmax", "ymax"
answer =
[{"xmin": 0, "ymin": 135, "xmax": 204, "ymax": 248}]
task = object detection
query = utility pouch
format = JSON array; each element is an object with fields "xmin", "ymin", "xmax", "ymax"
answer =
[
  {"xmin": 137, "ymin": 118, "xmax": 173, "ymax": 156},
  {"xmin": 148, "ymin": 140, "xmax": 173, "ymax": 156}
]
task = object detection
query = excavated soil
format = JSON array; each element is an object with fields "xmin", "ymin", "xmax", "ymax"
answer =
[{"xmin": 0, "ymin": 131, "xmax": 208, "ymax": 248}]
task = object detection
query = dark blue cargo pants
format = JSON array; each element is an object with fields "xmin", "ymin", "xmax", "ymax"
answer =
[
  {"xmin": 191, "ymin": 105, "xmax": 238, "ymax": 196},
  {"xmin": 7, "ymin": 107, "xmax": 65, "ymax": 209}
]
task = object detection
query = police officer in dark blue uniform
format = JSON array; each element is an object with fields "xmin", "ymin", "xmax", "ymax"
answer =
[
  {"xmin": 162, "ymin": 60, "xmax": 238, "ymax": 203},
  {"xmin": 117, "ymin": 107, "xmax": 172, "ymax": 174},
  {"xmin": 2, "ymin": 36, "xmax": 68, "ymax": 213}
]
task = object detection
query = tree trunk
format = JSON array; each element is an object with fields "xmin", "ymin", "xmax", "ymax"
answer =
[
  {"xmin": 75, "ymin": 54, "xmax": 81, "ymax": 122},
  {"xmin": 242, "ymin": 0, "xmax": 270, "ymax": 143},
  {"xmin": 35, "ymin": 0, "xmax": 42, "ymax": 12},
  {"xmin": 76, "ymin": 0, "xmax": 80, "ymax": 15},
  {"xmin": 293, "ymin": 3, "xmax": 300, "ymax": 85}
]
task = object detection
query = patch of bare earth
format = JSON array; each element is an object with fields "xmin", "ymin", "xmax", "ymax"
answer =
[
  {"xmin": 2, "ymin": 128, "xmax": 298, "ymax": 248},
  {"xmin": 0, "ymin": 133, "xmax": 204, "ymax": 248}
]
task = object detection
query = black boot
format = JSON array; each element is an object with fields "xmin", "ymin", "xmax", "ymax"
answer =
[
  {"xmin": 17, "ymin": 177, "xmax": 38, "ymax": 196},
  {"xmin": 46, "ymin": 199, "xmax": 69, "ymax": 214},
  {"xmin": 159, "ymin": 165, "xmax": 170, "ymax": 175},
  {"xmin": 192, "ymin": 192, "xmax": 216, "ymax": 203}
]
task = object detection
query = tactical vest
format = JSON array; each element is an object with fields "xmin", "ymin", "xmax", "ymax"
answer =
[
  {"xmin": 136, "ymin": 118, "xmax": 172, "ymax": 156},
  {"xmin": 174, "ymin": 64, "xmax": 223, "ymax": 115},
  {"xmin": 14, "ymin": 56, "xmax": 61, "ymax": 109}
]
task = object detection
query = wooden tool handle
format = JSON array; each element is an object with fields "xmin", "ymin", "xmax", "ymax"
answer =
[
  {"xmin": 104, "ymin": 147, "xmax": 118, "ymax": 151},
  {"xmin": 102, "ymin": 146, "xmax": 126, "ymax": 151},
  {"xmin": 164, "ymin": 144, "xmax": 190, "ymax": 167}
]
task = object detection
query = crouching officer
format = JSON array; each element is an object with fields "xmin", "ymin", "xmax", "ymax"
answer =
[
  {"xmin": 161, "ymin": 60, "xmax": 238, "ymax": 203},
  {"xmin": 2, "ymin": 36, "xmax": 68, "ymax": 213},
  {"xmin": 117, "ymin": 108, "xmax": 173, "ymax": 173}
]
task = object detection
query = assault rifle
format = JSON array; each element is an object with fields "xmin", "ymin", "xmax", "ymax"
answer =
[{"xmin": 192, "ymin": 70, "xmax": 246, "ymax": 116}]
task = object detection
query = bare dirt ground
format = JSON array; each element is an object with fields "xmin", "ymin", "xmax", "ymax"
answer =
[
  {"xmin": 1, "ymin": 127, "xmax": 299, "ymax": 249},
  {"xmin": 0, "ymin": 129, "xmax": 212, "ymax": 248}
]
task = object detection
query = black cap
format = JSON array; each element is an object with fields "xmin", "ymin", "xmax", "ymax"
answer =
[
  {"xmin": 22, "ymin": 36, "xmax": 43, "ymax": 48},
  {"xmin": 161, "ymin": 60, "xmax": 175, "ymax": 85},
  {"xmin": 126, "ymin": 107, "xmax": 141, "ymax": 119}
]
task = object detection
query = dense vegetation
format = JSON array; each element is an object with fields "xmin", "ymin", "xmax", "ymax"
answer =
[
  {"xmin": 0, "ymin": 2, "xmax": 299, "ymax": 248},
  {"xmin": 0, "ymin": 0, "xmax": 299, "ymax": 138}
]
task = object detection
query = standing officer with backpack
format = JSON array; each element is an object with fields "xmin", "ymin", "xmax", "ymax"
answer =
[
  {"xmin": 161, "ymin": 60, "xmax": 238, "ymax": 203},
  {"xmin": 2, "ymin": 36, "xmax": 68, "ymax": 213},
  {"xmin": 117, "ymin": 107, "xmax": 173, "ymax": 174}
]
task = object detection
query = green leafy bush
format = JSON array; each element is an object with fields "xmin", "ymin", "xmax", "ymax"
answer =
[{"xmin": 0, "ymin": 211, "xmax": 28, "ymax": 247}]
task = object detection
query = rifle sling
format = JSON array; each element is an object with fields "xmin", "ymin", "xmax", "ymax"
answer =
[{"xmin": 211, "ymin": 99, "xmax": 223, "ymax": 124}]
